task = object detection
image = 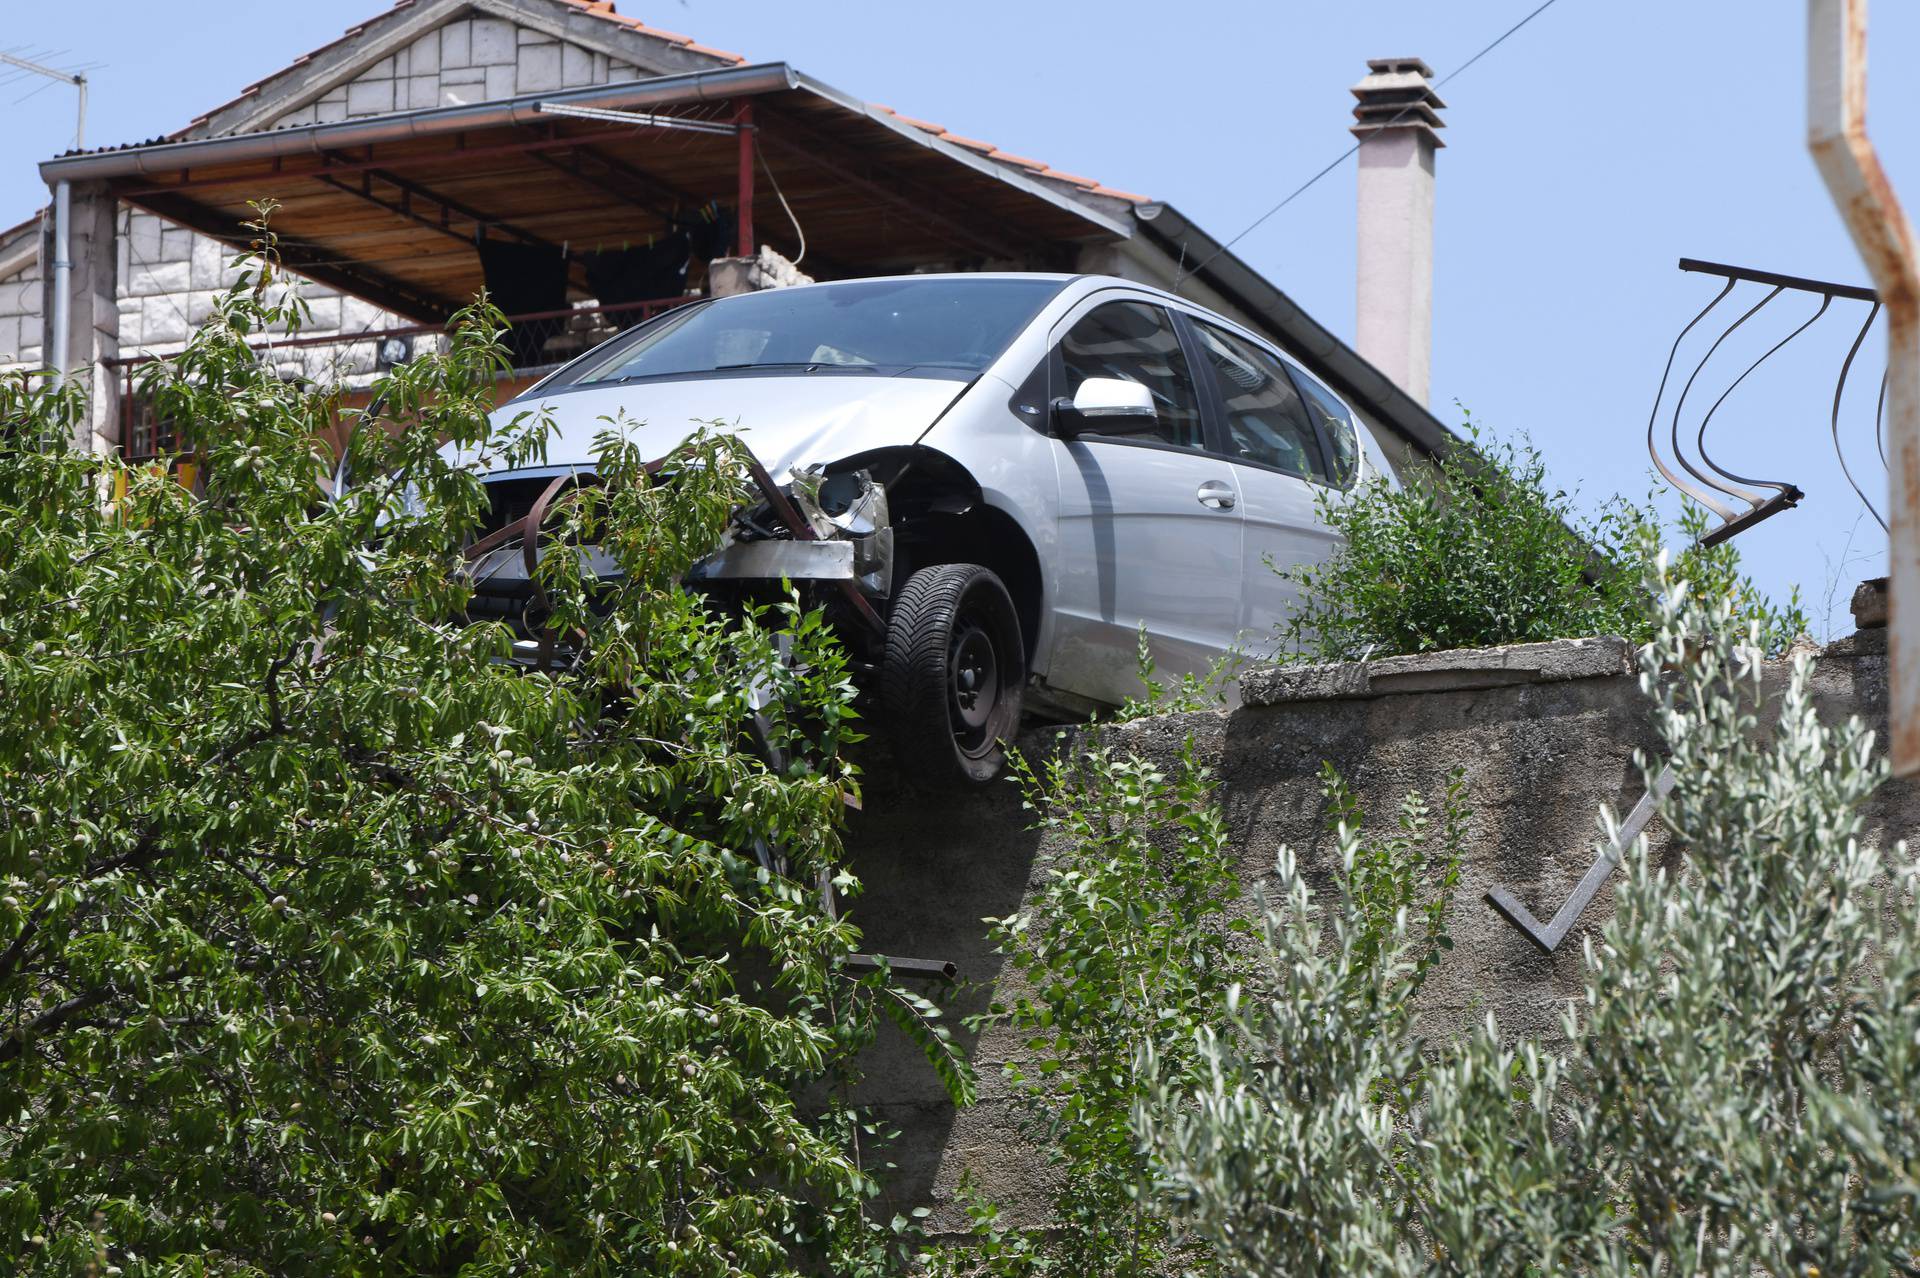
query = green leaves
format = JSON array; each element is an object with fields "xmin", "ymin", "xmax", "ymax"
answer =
[
  {"xmin": 925, "ymin": 732, "xmax": 1248, "ymax": 1277},
  {"xmin": 1142, "ymin": 548, "xmax": 1920, "ymax": 1275},
  {"xmin": 1275, "ymin": 416, "xmax": 1808, "ymax": 663},
  {"xmin": 0, "ymin": 243, "xmax": 949, "ymax": 1275}
]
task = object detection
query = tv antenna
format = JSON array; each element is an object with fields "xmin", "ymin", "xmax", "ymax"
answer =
[{"xmin": 0, "ymin": 48, "xmax": 90, "ymax": 149}]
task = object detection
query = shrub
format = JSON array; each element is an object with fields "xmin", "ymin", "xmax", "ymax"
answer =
[
  {"xmin": 0, "ymin": 227, "xmax": 962, "ymax": 1275},
  {"xmin": 1143, "ymin": 548, "xmax": 1920, "ymax": 1273},
  {"xmin": 1274, "ymin": 421, "xmax": 1807, "ymax": 661},
  {"xmin": 925, "ymin": 654, "xmax": 1464, "ymax": 1276}
]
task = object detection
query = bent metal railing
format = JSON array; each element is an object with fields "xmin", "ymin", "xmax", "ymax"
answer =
[
  {"xmin": 108, "ymin": 294, "xmax": 694, "ymax": 464},
  {"xmin": 1487, "ymin": 253, "xmax": 1886, "ymax": 954}
]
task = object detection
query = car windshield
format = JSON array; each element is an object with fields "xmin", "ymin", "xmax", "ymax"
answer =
[{"xmin": 557, "ymin": 276, "xmax": 1065, "ymax": 386}]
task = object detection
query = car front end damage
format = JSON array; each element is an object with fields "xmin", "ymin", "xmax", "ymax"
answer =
[
  {"xmin": 459, "ymin": 440, "xmax": 1031, "ymax": 786},
  {"xmin": 459, "ymin": 447, "xmax": 896, "ymax": 667}
]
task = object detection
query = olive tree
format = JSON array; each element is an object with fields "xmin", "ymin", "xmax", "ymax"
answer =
[
  {"xmin": 1143, "ymin": 553, "xmax": 1920, "ymax": 1273},
  {"xmin": 0, "ymin": 234, "xmax": 961, "ymax": 1276}
]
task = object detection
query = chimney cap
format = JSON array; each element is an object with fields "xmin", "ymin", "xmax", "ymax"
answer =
[
  {"xmin": 1362, "ymin": 55, "xmax": 1435, "ymax": 78},
  {"xmin": 1351, "ymin": 56, "xmax": 1446, "ymax": 146}
]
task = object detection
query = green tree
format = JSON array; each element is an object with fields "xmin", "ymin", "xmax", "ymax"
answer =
[
  {"xmin": 1275, "ymin": 421, "xmax": 1806, "ymax": 661},
  {"xmin": 0, "ymin": 231, "xmax": 962, "ymax": 1275},
  {"xmin": 1144, "ymin": 549, "xmax": 1920, "ymax": 1274}
]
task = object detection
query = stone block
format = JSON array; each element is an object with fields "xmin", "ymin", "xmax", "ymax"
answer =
[
  {"xmin": 141, "ymin": 299, "xmax": 188, "ymax": 344},
  {"xmin": 315, "ymin": 94, "xmax": 349, "ymax": 124},
  {"xmin": 126, "ymin": 214, "xmax": 163, "ymax": 265},
  {"xmin": 607, "ymin": 61, "xmax": 638, "ymax": 83},
  {"xmin": 340, "ymin": 295, "xmax": 391, "ymax": 332},
  {"xmin": 406, "ymin": 75, "xmax": 439, "ymax": 110},
  {"xmin": 159, "ymin": 228, "xmax": 194, "ymax": 263},
  {"xmin": 0, "ymin": 314, "xmax": 20, "ymax": 360},
  {"xmin": 516, "ymin": 42, "xmax": 561, "ymax": 92},
  {"xmin": 441, "ymin": 20, "xmax": 471, "ymax": 69},
  {"xmin": 190, "ymin": 235, "xmax": 227, "ymax": 289},
  {"xmin": 441, "ymin": 65, "xmax": 484, "ymax": 86},
  {"xmin": 346, "ymin": 78, "xmax": 395, "ymax": 117},
  {"xmin": 127, "ymin": 259, "xmax": 189, "ymax": 297},
  {"xmin": 1852, "ymin": 577, "xmax": 1889, "ymax": 630},
  {"xmin": 302, "ymin": 296, "xmax": 343, "ymax": 332},
  {"xmin": 115, "ymin": 303, "xmax": 141, "ymax": 349},
  {"xmin": 275, "ymin": 104, "xmax": 318, "ymax": 127},
  {"xmin": 484, "ymin": 64, "xmax": 514, "ymax": 101},
  {"xmin": 409, "ymin": 29, "xmax": 440, "ymax": 75},
  {"xmin": 470, "ymin": 17, "xmax": 516, "ymax": 65},
  {"xmin": 186, "ymin": 290, "xmax": 222, "ymax": 326},
  {"xmin": 561, "ymin": 43, "xmax": 595, "ymax": 86}
]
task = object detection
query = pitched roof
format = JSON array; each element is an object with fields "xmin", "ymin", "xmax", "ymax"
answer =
[{"xmin": 161, "ymin": 0, "xmax": 1147, "ymax": 206}]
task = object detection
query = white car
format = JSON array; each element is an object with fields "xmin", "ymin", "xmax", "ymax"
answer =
[{"xmin": 460, "ymin": 273, "xmax": 1394, "ymax": 783}]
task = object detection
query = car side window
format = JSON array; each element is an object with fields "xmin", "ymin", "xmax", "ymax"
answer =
[
  {"xmin": 1290, "ymin": 370, "xmax": 1362, "ymax": 488},
  {"xmin": 1190, "ymin": 321, "xmax": 1329, "ymax": 481},
  {"xmin": 1057, "ymin": 301, "xmax": 1205, "ymax": 450}
]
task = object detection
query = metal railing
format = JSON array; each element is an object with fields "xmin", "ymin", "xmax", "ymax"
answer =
[{"xmin": 110, "ymin": 294, "xmax": 694, "ymax": 463}]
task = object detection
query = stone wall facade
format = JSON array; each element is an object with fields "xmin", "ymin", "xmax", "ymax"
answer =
[
  {"xmin": 6, "ymin": 8, "xmax": 675, "ymax": 404},
  {"xmin": 268, "ymin": 14, "xmax": 647, "ymax": 125},
  {"xmin": 842, "ymin": 630, "xmax": 1913, "ymax": 1239},
  {"xmin": 0, "ymin": 219, "xmax": 44, "ymax": 372}
]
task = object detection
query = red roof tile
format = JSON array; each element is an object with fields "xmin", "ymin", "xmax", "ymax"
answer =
[{"xmin": 871, "ymin": 100, "xmax": 1147, "ymax": 202}]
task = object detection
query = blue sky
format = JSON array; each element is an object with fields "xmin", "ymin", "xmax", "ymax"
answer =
[{"xmin": 5, "ymin": 1, "xmax": 1917, "ymax": 637}]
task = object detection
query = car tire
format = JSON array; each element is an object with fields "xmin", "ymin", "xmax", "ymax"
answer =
[{"xmin": 880, "ymin": 563, "xmax": 1026, "ymax": 786}]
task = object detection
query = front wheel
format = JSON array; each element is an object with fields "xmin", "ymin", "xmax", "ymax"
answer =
[{"xmin": 879, "ymin": 563, "xmax": 1026, "ymax": 786}]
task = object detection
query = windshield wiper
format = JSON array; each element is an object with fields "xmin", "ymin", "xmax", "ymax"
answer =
[{"xmin": 710, "ymin": 361, "xmax": 885, "ymax": 374}]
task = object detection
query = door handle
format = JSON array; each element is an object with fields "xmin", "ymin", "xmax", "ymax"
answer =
[{"xmin": 1196, "ymin": 480, "xmax": 1236, "ymax": 511}]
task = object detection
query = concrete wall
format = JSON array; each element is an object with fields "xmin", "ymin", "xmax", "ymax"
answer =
[{"xmin": 842, "ymin": 629, "xmax": 1913, "ymax": 1239}]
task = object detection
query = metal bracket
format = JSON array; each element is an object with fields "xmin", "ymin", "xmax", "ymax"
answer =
[
  {"xmin": 844, "ymin": 953, "xmax": 958, "ymax": 982},
  {"xmin": 1484, "ymin": 766, "xmax": 1674, "ymax": 954}
]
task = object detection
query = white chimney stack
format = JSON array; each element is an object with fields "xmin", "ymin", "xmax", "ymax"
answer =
[{"xmin": 1351, "ymin": 57, "xmax": 1445, "ymax": 406}]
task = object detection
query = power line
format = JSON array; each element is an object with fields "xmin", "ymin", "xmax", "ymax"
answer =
[{"xmin": 1174, "ymin": 0, "xmax": 1569, "ymax": 289}]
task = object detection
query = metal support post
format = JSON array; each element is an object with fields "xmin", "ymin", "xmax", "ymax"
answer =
[
  {"xmin": 735, "ymin": 99, "xmax": 756, "ymax": 259},
  {"xmin": 1809, "ymin": 0, "xmax": 1920, "ymax": 774},
  {"xmin": 49, "ymin": 180, "xmax": 70, "ymax": 386}
]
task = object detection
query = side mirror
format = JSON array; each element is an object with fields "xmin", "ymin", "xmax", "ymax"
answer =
[{"xmin": 1052, "ymin": 377, "xmax": 1158, "ymax": 439}]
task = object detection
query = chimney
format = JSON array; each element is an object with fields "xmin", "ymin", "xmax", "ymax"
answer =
[{"xmin": 1351, "ymin": 57, "xmax": 1445, "ymax": 406}]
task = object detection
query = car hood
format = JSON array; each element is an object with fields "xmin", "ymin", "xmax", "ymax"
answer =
[{"xmin": 456, "ymin": 374, "xmax": 973, "ymax": 478}]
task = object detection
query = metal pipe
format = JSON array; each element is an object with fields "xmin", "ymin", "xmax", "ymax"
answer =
[
  {"xmin": 1809, "ymin": 0, "xmax": 1920, "ymax": 774},
  {"xmin": 1679, "ymin": 254, "xmax": 1878, "ymax": 303},
  {"xmin": 38, "ymin": 62, "xmax": 800, "ymax": 185},
  {"xmin": 49, "ymin": 179, "xmax": 70, "ymax": 387},
  {"xmin": 736, "ymin": 100, "xmax": 756, "ymax": 258}
]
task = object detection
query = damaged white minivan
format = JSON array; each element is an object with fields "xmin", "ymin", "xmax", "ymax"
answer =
[{"xmin": 457, "ymin": 273, "xmax": 1394, "ymax": 783}]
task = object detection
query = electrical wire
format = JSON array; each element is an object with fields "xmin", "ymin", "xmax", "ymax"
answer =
[
  {"xmin": 756, "ymin": 150, "xmax": 806, "ymax": 268},
  {"xmin": 1175, "ymin": 0, "xmax": 1569, "ymax": 290}
]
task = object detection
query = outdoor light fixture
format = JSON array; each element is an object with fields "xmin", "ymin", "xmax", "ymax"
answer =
[{"xmin": 376, "ymin": 335, "xmax": 413, "ymax": 369}]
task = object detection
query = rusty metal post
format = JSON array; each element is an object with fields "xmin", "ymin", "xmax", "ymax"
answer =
[
  {"xmin": 1810, "ymin": 0, "xmax": 1920, "ymax": 773},
  {"xmin": 735, "ymin": 100, "xmax": 756, "ymax": 259}
]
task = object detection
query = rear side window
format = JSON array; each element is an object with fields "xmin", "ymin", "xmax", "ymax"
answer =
[
  {"xmin": 1190, "ymin": 322, "xmax": 1329, "ymax": 481},
  {"xmin": 1291, "ymin": 371, "xmax": 1362, "ymax": 488},
  {"xmin": 1056, "ymin": 301, "xmax": 1205, "ymax": 450}
]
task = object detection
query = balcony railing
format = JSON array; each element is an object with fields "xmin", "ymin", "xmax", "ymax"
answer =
[{"xmin": 110, "ymin": 295, "xmax": 694, "ymax": 464}]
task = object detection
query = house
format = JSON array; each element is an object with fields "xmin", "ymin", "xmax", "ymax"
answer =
[{"xmin": 2, "ymin": 0, "xmax": 1456, "ymax": 473}]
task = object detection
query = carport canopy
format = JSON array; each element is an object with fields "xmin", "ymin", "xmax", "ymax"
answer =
[{"xmin": 41, "ymin": 62, "xmax": 1132, "ymax": 324}]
